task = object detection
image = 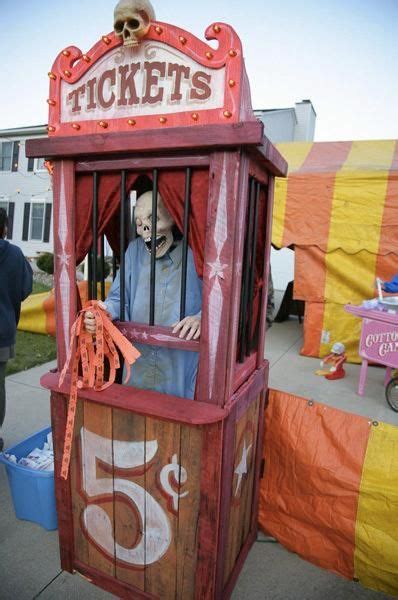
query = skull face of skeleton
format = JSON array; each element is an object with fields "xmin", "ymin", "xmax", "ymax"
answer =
[
  {"xmin": 114, "ymin": 0, "xmax": 155, "ymax": 47},
  {"xmin": 135, "ymin": 191, "xmax": 175, "ymax": 258}
]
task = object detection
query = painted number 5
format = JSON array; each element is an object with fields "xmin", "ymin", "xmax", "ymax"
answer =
[{"xmin": 80, "ymin": 427, "xmax": 171, "ymax": 566}]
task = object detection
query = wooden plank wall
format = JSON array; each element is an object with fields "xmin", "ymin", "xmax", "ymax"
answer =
[
  {"xmin": 223, "ymin": 396, "xmax": 261, "ymax": 584},
  {"xmin": 67, "ymin": 397, "xmax": 204, "ymax": 599}
]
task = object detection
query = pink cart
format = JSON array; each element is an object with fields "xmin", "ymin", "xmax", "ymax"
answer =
[{"xmin": 345, "ymin": 304, "xmax": 398, "ymax": 396}]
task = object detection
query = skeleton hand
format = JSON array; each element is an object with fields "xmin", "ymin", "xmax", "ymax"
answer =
[
  {"xmin": 172, "ymin": 314, "xmax": 201, "ymax": 341},
  {"xmin": 84, "ymin": 301, "xmax": 108, "ymax": 334}
]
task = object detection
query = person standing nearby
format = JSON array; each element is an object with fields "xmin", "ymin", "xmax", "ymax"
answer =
[{"xmin": 0, "ymin": 208, "xmax": 33, "ymax": 450}]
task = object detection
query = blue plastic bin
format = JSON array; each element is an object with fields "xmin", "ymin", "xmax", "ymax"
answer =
[{"xmin": 0, "ymin": 426, "xmax": 57, "ymax": 530}]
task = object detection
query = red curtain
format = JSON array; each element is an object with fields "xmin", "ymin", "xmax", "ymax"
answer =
[{"xmin": 75, "ymin": 169, "xmax": 209, "ymax": 277}]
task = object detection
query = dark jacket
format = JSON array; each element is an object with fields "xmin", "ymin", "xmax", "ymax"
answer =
[{"xmin": 0, "ymin": 240, "xmax": 33, "ymax": 348}]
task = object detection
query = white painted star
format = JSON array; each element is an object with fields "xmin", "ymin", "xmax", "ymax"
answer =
[
  {"xmin": 208, "ymin": 259, "xmax": 228, "ymax": 280},
  {"xmin": 234, "ymin": 439, "xmax": 252, "ymax": 497},
  {"xmin": 57, "ymin": 252, "xmax": 71, "ymax": 268}
]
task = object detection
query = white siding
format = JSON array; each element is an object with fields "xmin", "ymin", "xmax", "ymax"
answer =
[{"xmin": 0, "ymin": 132, "xmax": 53, "ymax": 257}]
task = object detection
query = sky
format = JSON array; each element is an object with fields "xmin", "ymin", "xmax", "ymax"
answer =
[{"xmin": 1, "ymin": 0, "xmax": 397, "ymax": 141}]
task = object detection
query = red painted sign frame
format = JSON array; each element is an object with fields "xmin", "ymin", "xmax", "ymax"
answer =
[{"xmin": 47, "ymin": 21, "xmax": 243, "ymax": 136}]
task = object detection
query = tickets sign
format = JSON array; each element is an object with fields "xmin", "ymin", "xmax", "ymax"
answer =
[{"xmin": 47, "ymin": 21, "xmax": 244, "ymax": 135}]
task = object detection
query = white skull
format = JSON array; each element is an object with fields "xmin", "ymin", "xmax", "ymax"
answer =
[
  {"xmin": 135, "ymin": 191, "xmax": 175, "ymax": 258},
  {"xmin": 114, "ymin": 0, "xmax": 155, "ymax": 47}
]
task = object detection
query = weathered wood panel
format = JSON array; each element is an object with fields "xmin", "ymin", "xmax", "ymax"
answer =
[
  {"xmin": 113, "ymin": 408, "xmax": 146, "ymax": 591},
  {"xmin": 144, "ymin": 417, "xmax": 181, "ymax": 597},
  {"xmin": 82, "ymin": 401, "xmax": 115, "ymax": 577},
  {"xmin": 176, "ymin": 424, "xmax": 203, "ymax": 599},
  {"xmin": 195, "ymin": 421, "xmax": 223, "ymax": 599},
  {"xmin": 223, "ymin": 396, "xmax": 260, "ymax": 584},
  {"xmin": 51, "ymin": 392, "xmax": 74, "ymax": 572},
  {"xmin": 70, "ymin": 399, "xmax": 88, "ymax": 565}
]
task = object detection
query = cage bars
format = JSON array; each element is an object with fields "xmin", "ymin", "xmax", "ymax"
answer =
[
  {"xmin": 149, "ymin": 169, "xmax": 159, "ymax": 326},
  {"xmin": 180, "ymin": 167, "xmax": 192, "ymax": 321}
]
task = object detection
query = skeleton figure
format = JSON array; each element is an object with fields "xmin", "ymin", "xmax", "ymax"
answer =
[
  {"xmin": 85, "ymin": 192, "xmax": 202, "ymax": 399},
  {"xmin": 114, "ymin": 0, "xmax": 156, "ymax": 47},
  {"xmin": 135, "ymin": 191, "xmax": 174, "ymax": 259}
]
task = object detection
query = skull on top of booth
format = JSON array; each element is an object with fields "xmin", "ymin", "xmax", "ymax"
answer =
[
  {"xmin": 135, "ymin": 191, "xmax": 175, "ymax": 258},
  {"xmin": 113, "ymin": 0, "xmax": 156, "ymax": 47}
]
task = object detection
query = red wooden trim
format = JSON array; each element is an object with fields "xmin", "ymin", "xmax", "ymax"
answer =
[
  {"xmin": 248, "ymin": 137, "xmax": 288, "ymax": 177},
  {"xmin": 224, "ymin": 154, "xmax": 250, "ymax": 398},
  {"xmin": 221, "ymin": 527, "xmax": 257, "ymax": 599},
  {"xmin": 195, "ymin": 151, "xmax": 243, "ymax": 405},
  {"xmin": 52, "ymin": 160, "xmax": 77, "ymax": 370},
  {"xmin": 214, "ymin": 408, "xmax": 237, "ymax": 598},
  {"xmin": 248, "ymin": 158, "xmax": 269, "ymax": 186},
  {"xmin": 25, "ymin": 122, "xmax": 264, "ymax": 159},
  {"xmin": 257, "ymin": 176, "xmax": 275, "ymax": 367},
  {"xmin": 249, "ymin": 390, "xmax": 266, "ymax": 536},
  {"xmin": 76, "ymin": 154, "xmax": 210, "ymax": 172},
  {"xmin": 115, "ymin": 321, "xmax": 200, "ymax": 352},
  {"xmin": 74, "ymin": 560, "xmax": 154, "ymax": 599},
  {"xmin": 227, "ymin": 362, "xmax": 268, "ymax": 421},
  {"xmin": 51, "ymin": 392, "xmax": 74, "ymax": 572},
  {"xmin": 47, "ymin": 22, "xmax": 243, "ymax": 136},
  {"xmin": 41, "ymin": 372, "xmax": 227, "ymax": 425},
  {"xmin": 232, "ymin": 353, "xmax": 257, "ymax": 393},
  {"xmin": 195, "ymin": 421, "xmax": 223, "ymax": 599}
]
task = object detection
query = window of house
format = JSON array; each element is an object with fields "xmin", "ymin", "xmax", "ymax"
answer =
[
  {"xmin": 27, "ymin": 157, "xmax": 46, "ymax": 172},
  {"xmin": 0, "ymin": 141, "xmax": 19, "ymax": 172},
  {"xmin": 22, "ymin": 201, "xmax": 52, "ymax": 242},
  {"xmin": 0, "ymin": 199, "xmax": 15, "ymax": 239},
  {"xmin": 36, "ymin": 158, "xmax": 46, "ymax": 171},
  {"xmin": 30, "ymin": 202, "xmax": 45, "ymax": 240}
]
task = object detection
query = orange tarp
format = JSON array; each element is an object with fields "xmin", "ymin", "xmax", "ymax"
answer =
[
  {"xmin": 259, "ymin": 389, "xmax": 370, "ymax": 579},
  {"xmin": 259, "ymin": 390, "xmax": 398, "ymax": 594}
]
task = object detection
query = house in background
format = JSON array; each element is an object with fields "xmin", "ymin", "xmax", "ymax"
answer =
[
  {"xmin": 0, "ymin": 125, "xmax": 52, "ymax": 257},
  {"xmin": 254, "ymin": 99, "xmax": 316, "ymax": 143},
  {"xmin": 254, "ymin": 100, "xmax": 317, "ymax": 292}
]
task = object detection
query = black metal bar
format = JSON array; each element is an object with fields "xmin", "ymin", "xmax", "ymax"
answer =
[
  {"xmin": 149, "ymin": 169, "xmax": 158, "ymax": 325},
  {"xmin": 100, "ymin": 234, "xmax": 105, "ymax": 301},
  {"xmin": 245, "ymin": 181, "xmax": 260, "ymax": 355},
  {"xmin": 120, "ymin": 170, "xmax": 126, "ymax": 321},
  {"xmin": 92, "ymin": 171, "xmax": 98, "ymax": 299},
  {"xmin": 130, "ymin": 189, "xmax": 137, "ymax": 241},
  {"xmin": 112, "ymin": 254, "xmax": 117, "ymax": 281},
  {"xmin": 87, "ymin": 250, "xmax": 93, "ymax": 301},
  {"xmin": 238, "ymin": 177, "xmax": 256, "ymax": 363},
  {"xmin": 180, "ymin": 167, "xmax": 191, "ymax": 320}
]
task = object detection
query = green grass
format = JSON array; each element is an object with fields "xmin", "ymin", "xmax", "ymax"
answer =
[
  {"xmin": 6, "ymin": 281, "xmax": 56, "ymax": 375},
  {"xmin": 32, "ymin": 280, "xmax": 52, "ymax": 294},
  {"xmin": 6, "ymin": 331, "xmax": 56, "ymax": 375}
]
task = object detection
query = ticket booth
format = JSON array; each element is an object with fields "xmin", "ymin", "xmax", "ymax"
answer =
[{"xmin": 27, "ymin": 12, "xmax": 286, "ymax": 599}]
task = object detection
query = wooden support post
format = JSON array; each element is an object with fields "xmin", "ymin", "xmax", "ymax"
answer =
[
  {"xmin": 196, "ymin": 151, "xmax": 243, "ymax": 406},
  {"xmin": 52, "ymin": 160, "xmax": 77, "ymax": 370}
]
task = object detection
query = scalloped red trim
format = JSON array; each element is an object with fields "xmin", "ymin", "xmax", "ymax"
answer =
[{"xmin": 47, "ymin": 21, "xmax": 243, "ymax": 136}]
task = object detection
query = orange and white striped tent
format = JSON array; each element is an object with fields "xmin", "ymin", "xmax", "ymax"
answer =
[{"xmin": 273, "ymin": 140, "xmax": 398, "ymax": 362}]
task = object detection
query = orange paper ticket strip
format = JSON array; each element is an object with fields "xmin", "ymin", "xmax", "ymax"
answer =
[{"xmin": 59, "ymin": 301, "xmax": 141, "ymax": 480}]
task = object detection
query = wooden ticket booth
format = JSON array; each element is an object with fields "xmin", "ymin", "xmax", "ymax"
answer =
[{"xmin": 26, "ymin": 11, "xmax": 286, "ymax": 599}]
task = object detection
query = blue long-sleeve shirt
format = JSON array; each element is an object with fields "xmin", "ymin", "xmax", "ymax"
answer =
[
  {"xmin": 105, "ymin": 238, "xmax": 202, "ymax": 399},
  {"xmin": 0, "ymin": 240, "xmax": 33, "ymax": 348}
]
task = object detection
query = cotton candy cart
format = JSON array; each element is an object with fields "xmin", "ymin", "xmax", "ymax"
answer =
[
  {"xmin": 345, "ymin": 304, "xmax": 398, "ymax": 396},
  {"xmin": 26, "ymin": 12, "xmax": 287, "ymax": 599}
]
